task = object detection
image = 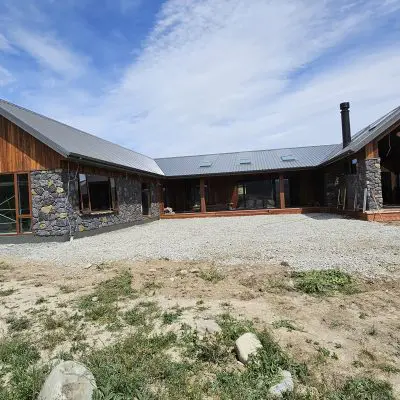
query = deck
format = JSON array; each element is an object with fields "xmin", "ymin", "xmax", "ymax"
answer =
[{"xmin": 160, "ymin": 207, "xmax": 400, "ymax": 221}]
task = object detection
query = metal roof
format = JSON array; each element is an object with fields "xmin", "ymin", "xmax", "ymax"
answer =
[
  {"xmin": 0, "ymin": 99, "xmax": 164, "ymax": 176},
  {"xmin": 1, "ymin": 98, "xmax": 399, "ymax": 178},
  {"xmin": 325, "ymin": 105, "xmax": 400, "ymax": 164},
  {"xmin": 155, "ymin": 144, "xmax": 341, "ymax": 177}
]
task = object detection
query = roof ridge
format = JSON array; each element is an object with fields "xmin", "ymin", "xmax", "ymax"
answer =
[
  {"xmin": 154, "ymin": 143, "xmax": 339, "ymax": 160},
  {"xmin": 0, "ymin": 98, "xmax": 156, "ymax": 163}
]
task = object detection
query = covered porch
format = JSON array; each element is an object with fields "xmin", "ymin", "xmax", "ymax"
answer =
[{"xmin": 161, "ymin": 169, "xmax": 324, "ymax": 216}]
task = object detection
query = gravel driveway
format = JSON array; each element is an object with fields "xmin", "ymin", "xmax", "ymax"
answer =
[{"xmin": 0, "ymin": 214, "xmax": 399, "ymax": 276}]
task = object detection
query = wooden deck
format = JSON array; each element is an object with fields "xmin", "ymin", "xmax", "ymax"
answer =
[
  {"xmin": 161, "ymin": 207, "xmax": 330, "ymax": 219},
  {"xmin": 161, "ymin": 207, "xmax": 400, "ymax": 221}
]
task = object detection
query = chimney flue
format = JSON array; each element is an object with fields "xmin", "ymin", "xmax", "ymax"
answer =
[{"xmin": 340, "ymin": 102, "xmax": 351, "ymax": 148}]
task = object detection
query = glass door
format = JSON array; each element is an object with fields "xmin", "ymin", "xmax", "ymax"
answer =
[
  {"xmin": 0, "ymin": 173, "xmax": 32, "ymax": 235},
  {"xmin": 0, "ymin": 174, "xmax": 17, "ymax": 234}
]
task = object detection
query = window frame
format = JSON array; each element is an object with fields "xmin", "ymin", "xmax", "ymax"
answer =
[{"xmin": 78, "ymin": 174, "xmax": 119, "ymax": 214}]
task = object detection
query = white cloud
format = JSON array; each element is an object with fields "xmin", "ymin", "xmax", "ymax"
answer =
[
  {"xmin": 4, "ymin": 0, "xmax": 400, "ymax": 158},
  {"xmin": 0, "ymin": 34, "xmax": 14, "ymax": 52},
  {"xmin": 0, "ymin": 66, "xmax": 14, "ymax": 86},
  {"xmin": 9, "ymin": 28, "xmax": 88, "ymax": 79}
]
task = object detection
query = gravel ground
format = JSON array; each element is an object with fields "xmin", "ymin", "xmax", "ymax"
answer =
[{"xmin": 0, "ymin": 214, "xmax": 399, "ymax": 277}]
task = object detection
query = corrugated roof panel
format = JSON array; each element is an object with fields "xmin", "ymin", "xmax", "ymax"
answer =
[
  {"xmin": 0, "ymin": 99, "xmax": 164, "ymax": 176},
  {"xmin": 155, "ymin": 144, "xmax": 339, "ymax": 176}
]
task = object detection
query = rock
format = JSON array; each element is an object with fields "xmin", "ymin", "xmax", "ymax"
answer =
[
  {"xmin": 268, "ymin": 370, "xmax": 294, "ymax": 398},
  {"xmin": 235, "ymin": 332, "xmax": 262, "ymax": 364},
  {"xmin": 179, "ymin": 269, "xmax": 188, "ymax": 275},
  {"xmin": 40, "ymin": 205, "xmax": 53, "ymax": 214},
  {"xmin": 38, "ymin": 361, "xmax": 96, "ymax": 400},
  {"xmin": 148, "ymin": 268, "xmax": 157, "ymax": 273},
  {"xmin": 91, "ymin": 296, "xmax": 98, "ymax": 302},
  {"xmin": 83, "ymin": 263, "xmax": 92, "ymax": 269},
  {"xmin": 195, "ymin": 319, "xmax": 222, "ymax": 336}
]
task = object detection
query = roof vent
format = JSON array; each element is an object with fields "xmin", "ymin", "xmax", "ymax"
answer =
[
  {"xmin": 281, "ymin": 155, "xmax": 296, "ymax": 161},
  {"xmin": 239, "ymin": 158, "xmax": 251, "ymax": 165},
  {"xmin": 199, "ymin": 160, "xmax": 212, "ymax": 168}
]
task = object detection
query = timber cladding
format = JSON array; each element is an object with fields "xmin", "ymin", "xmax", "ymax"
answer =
[{"xmin": 0, "ymin": 116, "xmax": 64, "ymax": 173}]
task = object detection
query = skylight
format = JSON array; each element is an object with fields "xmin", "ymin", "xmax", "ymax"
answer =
[
  {"xmin": 281, "ymin": 155, "xmax": 296, "ymax": 162},
  {"xmin": 199, "ymin": 161, "xmax": 212, "ymax": 167},
  {"xmin": 239, "ymin": 158, "xmax": 251, "ymax": 165}
]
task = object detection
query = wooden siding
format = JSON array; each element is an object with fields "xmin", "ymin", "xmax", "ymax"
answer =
[{"xmin": 0, "ymin": 116, "xmax": 64, "ymax": 173}]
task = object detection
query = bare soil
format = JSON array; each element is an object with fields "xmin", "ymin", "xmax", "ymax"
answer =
[{"xmin": 1, "ymin": 257, "xmax": 399, "ymax": 397}]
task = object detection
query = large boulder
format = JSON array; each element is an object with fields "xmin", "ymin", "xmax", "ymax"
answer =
[
  {"xmin": 38, "ymin": 361, "xmax": 96, "ymax": 400},
  {"xmin": 234, "ymin": 332, "xmax": 262, "ymax": 364},
  {"xmin": 268, "ymin": 370, "xmax": 294, "ymax": 398}
]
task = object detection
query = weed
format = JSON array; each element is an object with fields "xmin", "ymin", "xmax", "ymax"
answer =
[
  {"xmin": 359, "ymin": 312, "xmax": 368, "ymax": 319},
  {"xmin": 352, "ymin": 360, "xmax": 364, "ymax": 368},
  {"xmin": 360, "ymin": 349, "xmax": 376, "ymax": 361},
  {"xmin": 43, "ymin": 314, "xmax": 68, "ymax": 330},
  {"xmin": 0, "ymin": 261, "xmax": 11, "ymax": 270},
  {"xmin": 378, "ymin": 363, "xmax": 400, "ymax": 374},
  {"xmin": 35, "ymin": 297, "xmax": 47, "ymax": 305},
  {"xmin": 367, "ymin": 325, "xmax": 377, "ymax": 336},
  {"xmin": 199, "ymin": 268, "xmax": 225, "ymax": 283},
  {"xmin": 40, "ymin": 331, "xmax": 68, "ymax": 350},
  {"xmin": 272, "ymin": 319, "xmax": 300, "ymax": 332},
  {"xmin": 59, "ymin": 285, "xmax": 75, "ymax": 294},
  {"xmin": 0, "ymin": 337, "xmax": 40, "ymax": 371},
  {"xmin": 162, "ymin": 308, "xmax": 183, "ymax": 325},
  {"xmin": 328, "ymin": 377, "xmax": 394, "ymax": 399},
  {"xmin": 292, "ymin": 269, "xmax": 358, "ymax": 296},
  {"xmin": 6, "ymin": 315, "xmax": 31, "ymax": 332},
  {"xmin": 123, "ymin": 302, "xmax": 160, "ymax": 327},
  {"xmin": 78, "ymin": 271, "xmax": 135, "ymax": 323},
  {"xmin": 0, "ymin": 288, "xmax": 15, "ymax": 297}
]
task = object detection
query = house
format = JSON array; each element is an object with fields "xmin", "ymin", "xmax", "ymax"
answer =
[{"xmin": 0, "ymin": 99, "xmax": 399, "ymax": 240}]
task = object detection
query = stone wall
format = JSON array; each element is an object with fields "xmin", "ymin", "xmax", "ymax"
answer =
[
  {"xmin": 31, "ymin": 169, "xmax": 160, "ymax": 237},
  {"xmin": 323, "ymin": 157, "xmax": 383, "ymax": 211}
]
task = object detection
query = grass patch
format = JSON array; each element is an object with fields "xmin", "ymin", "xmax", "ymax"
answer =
[
  {"xmin": 78, "ymin": 270, "xmax": 135, "ymax": 323},
  {"xmin": 59, "ymin": 285, "xmax": 75, "ymax": 294},
  {"xmin": 378, "ymin": 363, "xmax": 400, "ymax": 374},
  {"xmin": 123, "ymin": 301, "xmax": 161, "ymax": 327},
  {"xmin": 272, "ymin": 319, "xmax": 301, "ymax": 332},
  {"xmin": 328, "ymin": 377, "xmax": 395, "ymax": 399},
  {"xmin": 43, "ymin": 314, "xmax": 68, "ymax": 330},
  {"xmin": 0, "ymin": 337, "xmax": 48, "ymax": 400},
  {"xmin": 6, "ymin": 315, "xmax": 31, "ymax": 332},
  {"xmin": 0, "ymin": 261, "xmax": 12, "ymax": 270},
  {"xmin": 0, "ymin": 288, "xmax": 15, "ymax": 297},
  {"xmin": 291, "ymin": 269, "xmax": 358, "ymax": 295},
  {"xmin": 162, "ymin": 307, "xmax": 183, "ymax": 325},
  {"xmin": 199, "ymin": 268, "xmax": 225, "ymax": 283}
]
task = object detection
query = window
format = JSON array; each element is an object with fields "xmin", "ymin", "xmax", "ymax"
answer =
[
  {"xmin": 239, "ymin": 158, "xmax": 251, "ymax": 165},
  {"xmin": 78, "ymin": 174, "xmax": 118, "ymax": 213},
  {"xmin": 0, "ymin": 173, "xmax": 31, "ymax": 235},
  {"xmin": 199, "ymin": 161, "xmax": 212, "ymax": 168},
  {"xmin": 281, "ymin": 155, "xmax": 296, "ymax": 162}
]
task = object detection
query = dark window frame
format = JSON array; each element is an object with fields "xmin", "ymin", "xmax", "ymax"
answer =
[{"xmin": 78, "ymin": 174, "xmax": 118, "ymax": 214}]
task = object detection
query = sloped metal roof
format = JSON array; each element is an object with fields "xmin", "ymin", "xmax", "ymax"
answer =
[
  {"xmin": 325, "ymin": 105, "xmax": 400, "ymax": 163},
  {"xmin": 0, "ymin": 99, "xmax": 164, "ymax": 176},
  {"xmin": 155, "ymin": 144, "xmax": 341, "ymax": 177}
]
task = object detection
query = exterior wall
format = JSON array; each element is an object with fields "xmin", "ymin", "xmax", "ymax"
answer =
[
  {"xmin": 31, "ymin": 169, "xmax": 160, "ymax": 237},
  {"xmin": 0, "ymin": 116, "xmax": 64, "ymax": 173},
  {"xmin": 323, "ymin": 153, "xmax": 383, "ymax": 211}
]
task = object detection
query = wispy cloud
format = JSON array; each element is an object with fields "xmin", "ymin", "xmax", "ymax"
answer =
[
  {"xmin": 0, "ymin": 34, "xmax": 14, "ymax": 52},
  {"xmin": 9, "ymin": 28, "xmax": 88, "ymax": 79},
  {"xmin": 1, "ymin": 0, "xmax": 400, "ymax": 158},
  {"xmin": 0, "ymin": 66, "xmax": 14, "ymax": 86}
]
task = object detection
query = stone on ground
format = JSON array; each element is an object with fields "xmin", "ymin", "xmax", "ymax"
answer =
[
  {"xmin": 195, "ymin": 319, "xmax": 222, "ymax": 336},
  {"xmin": 268, "ymin": 370, "xmax": 294, "ymax": 398},
  {"xmin": 234, "ymin": 332, "xmax": 262, "ymax": 364},
  {"xmin": 38, "ymin": 360, "xmax": 96, "ymax": 400}
]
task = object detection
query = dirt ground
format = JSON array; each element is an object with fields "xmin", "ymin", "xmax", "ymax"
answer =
[{"xmin": 1, "ymin": 257, "xmax": 400, "ymax": 398}]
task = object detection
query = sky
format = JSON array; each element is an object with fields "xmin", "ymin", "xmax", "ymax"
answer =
[{"xmin": 0, "ymin": 0, "xmax": 399, "ymax": 158}]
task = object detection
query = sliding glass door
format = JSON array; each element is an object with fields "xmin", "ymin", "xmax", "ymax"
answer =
[{"xmin": 0, "ymin": 173, "xmax": 32, "ymax": 235}]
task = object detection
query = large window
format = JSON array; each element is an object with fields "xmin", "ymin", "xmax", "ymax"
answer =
[
  {"xmin": 78, "ymin": 174, "xmax": 118, "ymax": 213},
  {"xmin": 0, "ymin": 173, "xmax": 32, "ymax": 235},
  {"xmin": 237, "ymin": 179, "xmax": 278, "ymax": 209}
]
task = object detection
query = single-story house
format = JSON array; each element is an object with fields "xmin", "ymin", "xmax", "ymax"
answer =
[{"xmin": 0, "ymin": 99, "xmax": 399, "ymax": 240}]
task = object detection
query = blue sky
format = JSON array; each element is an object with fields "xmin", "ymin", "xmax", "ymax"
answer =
[{"xmin": 0, "ymin": 0, "xmax": 399, "ymax": 158}]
